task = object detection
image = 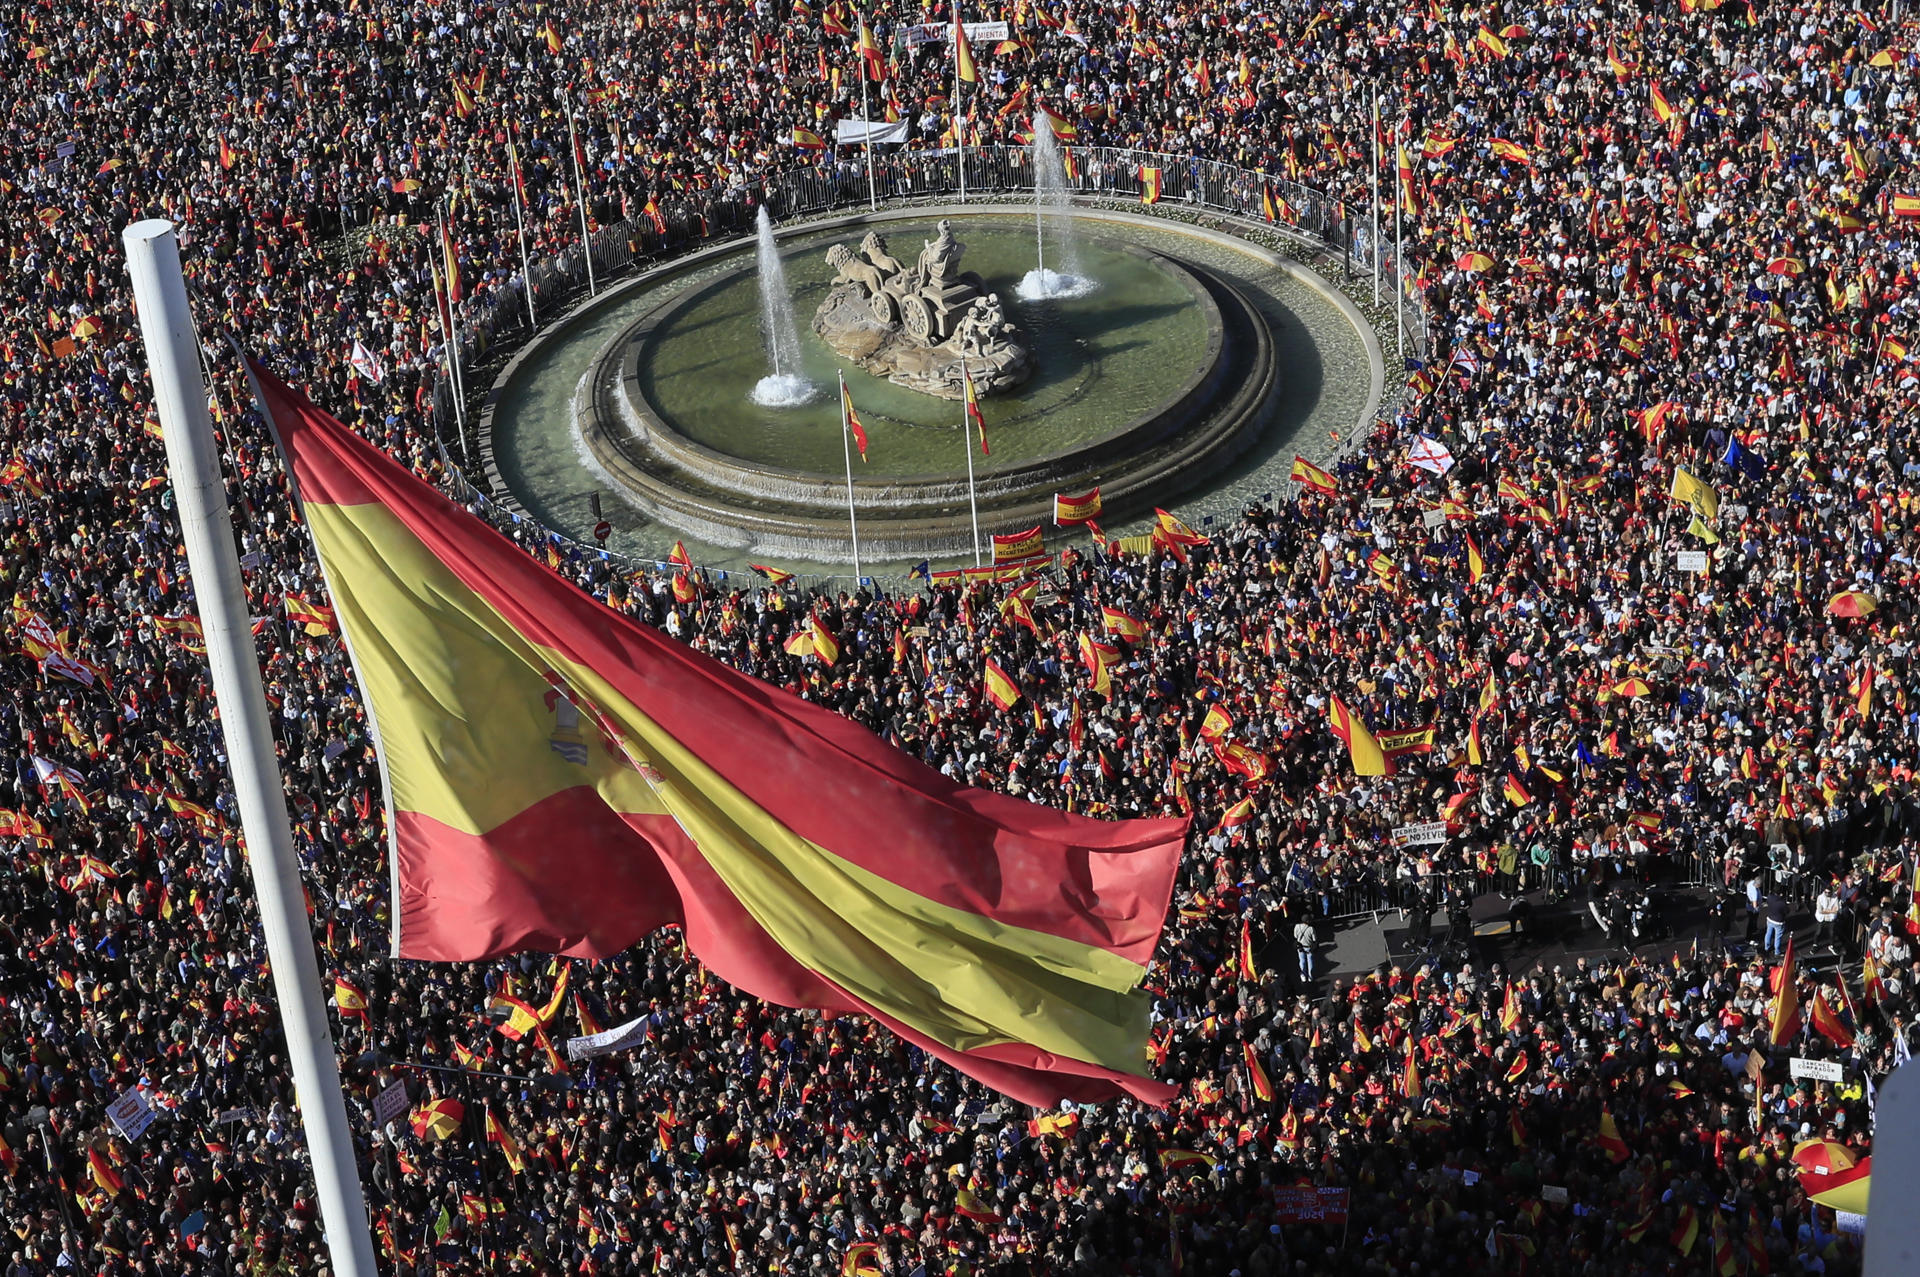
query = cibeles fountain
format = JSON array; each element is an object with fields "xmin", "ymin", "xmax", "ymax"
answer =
[
  {"xmin": 484, "ymin": 177, "xmax": 1384, "ymax": 568},
  {"xmin": 811, "ymin": 221, "xmax": 1031, "ymax": 398}
]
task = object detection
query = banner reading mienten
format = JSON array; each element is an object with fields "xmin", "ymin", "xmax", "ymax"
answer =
[{"xmin": 903, "ymin": 20, "xmax": 1008, "ymax": 45}]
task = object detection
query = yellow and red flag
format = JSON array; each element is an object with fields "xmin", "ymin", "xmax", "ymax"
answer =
[
  {"xmin": 286, "ymin": 593, "xmax": 336, "ymax": 635},
  {"xmin": 1326, "ymin": 696, "xmax": 1387, "ymax": 777},
  {"xmin": 857, "ymin": 12, "xmax": 885, "ymax": 81},
  {"xmin": 334, "ymin": 976, "xmax": 370, "ymax": 1022},
  {"xmin": 245, "ymin": 362, "xmax": 1187, "ymax": 1106},
  {"xmin": 1139, "ymin": 165, "xmax": 1163, "ymax": 204},
  {"xmin": 1489, "ymin": 138, "xmax": 1531, "ymax": 166},
  {"xmin": 1243, "ymin": 1040, "xmax": 1272, "ymax": 1101},
  {"xmin": 963, "ymin": 360, "xmax": 988, "ymax": 455},
  {"xmin": 992, "ymin": 526, "xmax": 1044, "ymax": 563},
  {"xmin": 485, "ymin": 1107, "xmax": 527, "ymax": 1173},
  {"xmin": 1650, "ymin": 85, "xmax": 1675, "ymax": 125},
  {"xmin": 1102, "ymin": 607, "xmax": 1146, "ymax": 642},
  {"xmin": 1769, "ymin": 936, "xmax": 1802, "ymax": 1045},
  {"xmin": 88, "ymin": 1147, "xmax": 124, "ymax": 1194},
  {"xmin": 411, "ymin": 1097, "xmax": 465, "ymax": 1141},
  {"xmin": 1597, "ymin": 1109, "xmax": 1630, "ymax": 1163},
  {"xmin": 1213, "ymin": 797, "xmax": 1255, "ymax": 831},
  {"xmin": 1396, "ymin": 143, "xmax": 1422, "ymax": 214},
  {"xmin": 841, "ymin": 380, "xmax": 869, "ymax": 458},
  {"xmin": 1054, "ymin": 487, "xmax": 1103, "ymax": 525},
  {"xmin": 951, "ymin": 4, "xmax": 978, "ymax": 82},
  {"xmin": 1808, "ymin": 988, "xmax": 1853, "ymax": 1047},
  {"xmin": 982, "ymin": 658, "xmax": 1022, "ymax": 711},
  {"xmin": 1289, "ymin": 455, "xmax": 1337, "ymax": 495}
]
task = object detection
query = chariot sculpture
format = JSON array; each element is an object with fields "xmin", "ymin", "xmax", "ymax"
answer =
[{"xmin": 812, "ymin": 221, "xmax": 1031, "ymax": 399}]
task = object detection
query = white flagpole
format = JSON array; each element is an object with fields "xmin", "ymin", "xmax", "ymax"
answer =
[
  {"xmin": 860, "ymin": 16, "xmax": 878, "ymax": 212},
  {"xmin": 436, "ymin": 204, "xmax": 469, "ymax": 429},
  {"xmin": 428, "ymin": 253, "xmax": 470, "ymax": 468},
  {"xmin": 436, "ymin": 203, "xmax": 470, "ymax": 436},
  {"xmin": 1394, "ymin": 112, "xmax": 1405, "ymax": 373},
  {"xmin": 507, "ymin": 128, "xmax": 538, "ymax": 329},
  {"xmin": 1371, "ymin": 87, "xmax": 1381, "ymax": 308},
  {"xmin": 121, "ymin": 219, "xmax": 377, "ymax": 1277},
  {"xmin": 839, "ymin": 370, "xmax": 862, "ymax": 582},
  {"xmin": 954, "ymin": 11, "xmax": 967, "ymax": 204},
  {"xmin": 565, "ymin": 102, "xmax": 597, "ymax": 296},
  {"xmin": 962, "ymin": 359, "xmax": 981, "ymax": 566}
]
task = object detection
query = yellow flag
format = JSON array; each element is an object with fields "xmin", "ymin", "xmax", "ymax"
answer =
[
  {"xmin": 1685, "ymin": 515, "xmax": 1720, "ymax": 545},
  {"xmin": 1669, "ymin": 466, "xmax": 1718, "ymax": 522},
  {"xmin": 1328, "ymin": 696, "xmax": 1388, "ymax": 777}
]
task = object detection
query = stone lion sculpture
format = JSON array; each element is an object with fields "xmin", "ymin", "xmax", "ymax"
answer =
[
  {"xmin": 859, "ymin": 232, "xmax": 906, "ymax": 278},
  {"xmin": 826, "ymin": 243, "xmax": 891, "ymax": 296}
]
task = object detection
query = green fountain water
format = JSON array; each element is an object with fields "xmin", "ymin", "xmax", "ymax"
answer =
[{"xmin": 640, "ymin": 224, "xmax": 1210, "ymax": 477}]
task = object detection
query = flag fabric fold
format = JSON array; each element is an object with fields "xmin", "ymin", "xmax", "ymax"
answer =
[{"xmin": 245, "ymin": 361, "xmax": 1186, "ymax": 1107}]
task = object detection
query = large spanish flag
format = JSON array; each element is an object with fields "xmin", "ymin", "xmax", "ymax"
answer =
[{"xmin": 246, "ymin": 362, "xmax": 1185, "ymax": 1106}]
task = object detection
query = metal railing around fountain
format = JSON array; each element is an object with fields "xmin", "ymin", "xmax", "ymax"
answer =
[{"xmin": 430, "ymin": 145, "xmax": 1427, "ymax": 591}]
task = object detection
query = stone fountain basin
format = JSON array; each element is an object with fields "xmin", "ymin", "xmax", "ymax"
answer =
[{"xmin": 575, "ymin": 230, "xmax": 1281, "ymax": 561}]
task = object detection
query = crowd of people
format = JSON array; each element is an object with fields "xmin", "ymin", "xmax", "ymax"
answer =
[{"xmin": 3, "ymin": 0, "xmax": 1919, "ymax": 1273}]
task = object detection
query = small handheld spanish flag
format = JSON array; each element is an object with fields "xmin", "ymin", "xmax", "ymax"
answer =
[
  {"xmin": 1139, "ymin": 165, "xmax": 1163, "ymax": 205},
  {"xmin": 334, "ymin": 976, "xmax": 370, "ymax": 1022},
  {"xmin": 1243, "ymin": 1040, "xmax": 1273, "ymax": 1101},
  {"xmin": 1289, "ymin": 455, "xmax": 1337, "ymax": 495},
  {"xmin": 793, "ymin": 126, "xmax": 828, "ymax": 150},
  {"xmin": 1053, "ymin": 487, "xmax": 1102, "ymax": 525},
  {"xmin": 982, "ymin": 658, "xmax": 1022, "ymax": 711}
]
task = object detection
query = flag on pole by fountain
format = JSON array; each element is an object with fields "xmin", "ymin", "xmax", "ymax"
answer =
[
  {"xmin": 841, "ymin": 380, "xmax": 869, "ymax": 459},
  {"xmin": 1396, "ymin": 142, "xmax": 1422, "ymax": 215},
  {"xmin": 857, "ymin": 11, "xmax": 885, "ymax": 80},
  {"xmin": 439, "ymin": 213, "xmax": 463, "ymax": 303},
  {"xmin": 963, "ymin": 362, "xmax": 988, "ymax": 455},
  {"xmin": 952, "ymin": 4, "xmax": 978, "ymax": 82},
  {"xmin": 237, "ymin": 359, "xmax": 1186, "ymax": 1108}
]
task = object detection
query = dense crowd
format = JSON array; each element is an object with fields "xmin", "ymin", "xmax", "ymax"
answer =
[{"xmin": 3, "ymin": 0, "xmax": 1919, "ymax": 1274}]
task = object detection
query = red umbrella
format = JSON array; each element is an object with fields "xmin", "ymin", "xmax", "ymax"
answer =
[
  {"xmin": 1826, "ymin": 591, "xmax": 1878, "ymax": 617},
  {"xmin": 1792, "ymin": 1139, "xmax": 1858, "ymax": 1176}
]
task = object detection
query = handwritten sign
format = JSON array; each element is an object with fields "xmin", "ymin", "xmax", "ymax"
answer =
[
  {"xmin": 1790, "ymin": 1057, "xmax": 1845, "ymax": 1084},
  {"xmin": 107, "ymin": 1087, "xmax": 157, "ymax": 1140},
  {"xmin": 566, "ymin": 1015, "xmax": 652, "ymax": 1061},
  {"xmin": 372, "ymin": 1081, "xmax": 410, "ymax": 1129},
  {"xmin": 1675, "ymin": 550, "xmax": 1709, "ymax": 574},
  {"xmin": 1392, "ymin": 821, "xmax": 1449, "ymax": 848}
]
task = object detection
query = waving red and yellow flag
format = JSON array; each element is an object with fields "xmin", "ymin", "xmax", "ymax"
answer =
[{"xmin": 246, "ymin": 362, "xmax": 1186, "ymax": 1107}]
